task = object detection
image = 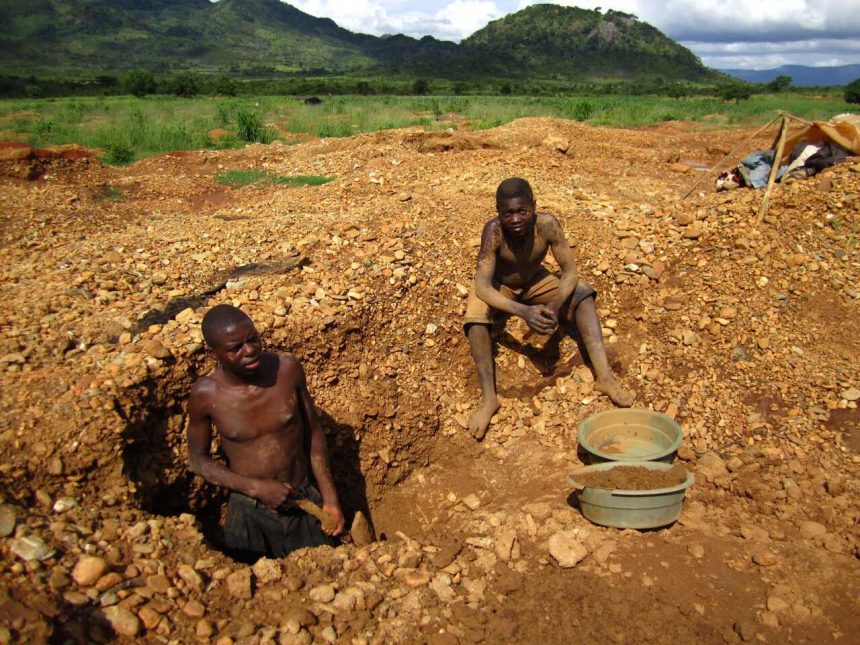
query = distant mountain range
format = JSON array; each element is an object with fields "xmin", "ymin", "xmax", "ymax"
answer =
[
  {"xmin": 720, "ymin": 64, "xmax": 860, "ymax": 86},
  {"xmin": 0, "ymin": 0, "xmax": 717, "ymax": 82}
]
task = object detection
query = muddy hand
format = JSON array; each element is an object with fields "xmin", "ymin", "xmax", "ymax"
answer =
[{"xmin": 524, "ymin": 305, "xmax": 557, "ymax": 334}]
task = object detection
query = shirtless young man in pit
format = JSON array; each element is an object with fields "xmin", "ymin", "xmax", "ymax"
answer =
[
  {"xmin": 187, "ymin": 304, "xmax": 344, "ymax": 559},
  {"xmin": 464, "ymin": 177, "xmax": 634, "ymax": 440}
]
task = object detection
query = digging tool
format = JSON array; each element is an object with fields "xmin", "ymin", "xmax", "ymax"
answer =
[{"xmin": 278, "ymin": 485, "xmax": 339, "ymax": 533}]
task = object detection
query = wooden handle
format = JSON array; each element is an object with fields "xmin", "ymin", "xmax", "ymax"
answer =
[{"xmin": 294, "ymin": 498, "xmax": 338, "ymax": 533}]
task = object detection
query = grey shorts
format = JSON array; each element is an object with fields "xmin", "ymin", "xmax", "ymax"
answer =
[{"xmin": 224, "ymin": 482, "xmax": 337, "ymax": 559}]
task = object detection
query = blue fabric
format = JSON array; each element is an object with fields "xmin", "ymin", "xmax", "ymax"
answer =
[{"xmin": 738, "ymin": 150, "xmax": 788, "ymax": 189}]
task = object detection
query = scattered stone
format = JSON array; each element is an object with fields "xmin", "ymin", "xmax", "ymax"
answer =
[
  {"xmin": 751, "ymin": 550, "xmax": 778, "ymax": 567},
  {"xmin": 177, "ymin": 564, "xmax": 204, "ymax": 593},
  {"xmin": 72, "ymin": 556, "xmax": 108, "ymax": 587},
  {"xmin": 226, "ymin": 567, "xmax": 253, "ymax": 599},
  {"xmin": 798, "ymin": 521, "xmax": 827, "ymax": 540},
  {"xmin": 102, "ymin": 606, "xmax": 141, "ymax": 637},
  {"xmin": 251, "ymin": 558, "xmax": 281, "ymax": 585},
  {"xmin": 309, "ymin": 583, "xmax": 336, "ymax": 603},
  {"xmin": 10, "ymin": 536, "xmax": 55, "ymax": 562},
  {"xmin": 462, "ymin": 494, "xmax": 481, "ymax": 510},
  {"xmin": 547, "ymin": 532, "xmax": 588, "ymax": 568},
  {"xmin": 0, "ymin": 505, "xmax": 15, "ymax": 537},
  {"xmin": 841, "ymin": 387, "xmax": 860, "ymax": 402}
]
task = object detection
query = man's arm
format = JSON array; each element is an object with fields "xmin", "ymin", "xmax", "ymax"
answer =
[
  {"xmin": 474, "ymin": 221, "xmax": 556, "ymax": 334},
  {"xmin": 186, "ymin": 381, "xmax": 291, "ymax": 508},
  {"xmin": 295, "ymin": 360, "xmax": 345, "ymax": 536},
  {"xmin": 542, "ymin": 214, "xmax": 579, "ymax": 319},
  {"xmin": 473, "ymin": 221, "xmax": 530, "ymax": 318}
]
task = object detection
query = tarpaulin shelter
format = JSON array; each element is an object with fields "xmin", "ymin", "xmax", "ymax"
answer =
[{"xmin": 683, "ymin": 112, "xmax": 859, "ymax": 220}]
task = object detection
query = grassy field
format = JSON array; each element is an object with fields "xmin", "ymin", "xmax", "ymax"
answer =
[{"xmin": 0, "ymin": 92, "xmax": 852, "ymax": 164}]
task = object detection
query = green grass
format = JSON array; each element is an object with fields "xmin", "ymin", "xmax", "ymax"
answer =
[
  {"xmin": 0, "ymin": 91, "xmax": 852, "ymax": 164},
  {"xmin": 271, "ymin": 174, "xmax": 334, "ymax": 186},
  {"xmin": 216, "ymin": 169, "xmax": 333, "ymax": 188}
]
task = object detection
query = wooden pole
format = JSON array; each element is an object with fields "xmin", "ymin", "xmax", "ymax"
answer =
[
  {"xmin": 681, "ymin": 113, "xmax": 783, "ymax": 201},
  {"xmin": 756, "ymin": 116, "xmax": 789, "ymax": 222}
]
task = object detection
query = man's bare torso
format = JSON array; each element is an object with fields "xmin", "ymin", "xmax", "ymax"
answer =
[
  {"xmin": 195, "ymin": 353, "xmax": 308, "ymax": 489},
  {"xmin": 482, "ymin": 212, "xmax": 557, "ymax": 288}
]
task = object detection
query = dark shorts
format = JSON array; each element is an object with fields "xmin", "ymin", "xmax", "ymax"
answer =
[
  {"xmin": 224, "ymin": 482, "xmax": 338, "ymax": 559},
  {"xmin": 463, "ymin": 268, "xmax": 597, "ymax": 331}
]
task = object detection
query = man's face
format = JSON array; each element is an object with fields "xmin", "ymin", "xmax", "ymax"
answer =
[
  {"xmin": 211, "ymin": 319, "xmax": 263, "ymax": 378},
  {"xmin": 497, "ymin": 196, "xmax": 536, "ymax": 238}
]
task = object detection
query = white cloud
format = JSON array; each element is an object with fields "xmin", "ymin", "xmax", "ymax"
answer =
[
  {"xmin": 288, "ymin": 0, "xmax": 503, "ymax": 41},
  {"xmin": 686, "ymin": 38, "xmax": 860, "ymax": 69},
  {"xmin": 284, "ymin": 0, "xmax": 860, "ymax": 67}
]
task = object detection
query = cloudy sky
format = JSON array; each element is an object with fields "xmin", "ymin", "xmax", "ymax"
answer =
[{"xmin": 287, "ymin": 0, "xmax": 860, "ymax": 69}]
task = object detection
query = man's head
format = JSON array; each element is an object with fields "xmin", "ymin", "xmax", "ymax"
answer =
[
  {"xmin": 495, "ymin": 177, "xmax": 536, "ymax": 238},
  {"xmin": 201, "ymin": 304, "xmax": 263, "ymax": 377}
]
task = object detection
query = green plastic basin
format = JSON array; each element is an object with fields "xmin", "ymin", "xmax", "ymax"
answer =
[
  {"xmin": 578, "ymin": 408, "xmax": 683, "ymax": 463},
  {"xmin": 568, "ymin": 461, "xmax": 694, "ymax": 529}
]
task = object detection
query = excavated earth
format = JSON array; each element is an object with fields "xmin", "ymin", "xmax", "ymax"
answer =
[{"xmin": 0, "ymin": 117, "xmax": 858, "ymax": 644}]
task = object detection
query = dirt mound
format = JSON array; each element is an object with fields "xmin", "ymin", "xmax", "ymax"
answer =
[
  {"xmin": 0, "ymin": 142, "xmax": 100, "ymax": 180},
  {"xmin": 412, "ymin": 131, "xmax": 500, "ymax": 153},
  {"xmin": 0, "ymin": 118, "xmax": 858, "ymax": 643}
]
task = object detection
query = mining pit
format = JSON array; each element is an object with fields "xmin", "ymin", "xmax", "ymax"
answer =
[{"xmin": 0, "ymin": 119, "xmax": 858, "ymax": 643}]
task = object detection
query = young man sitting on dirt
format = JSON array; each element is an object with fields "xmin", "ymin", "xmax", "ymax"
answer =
[
  {"xmin": 187, "ymin": 304, "xmax": 345, "ymax": 560},
  {"xmin": 464, "ymin": 177, "xmax": 634, "ymax": 440}
]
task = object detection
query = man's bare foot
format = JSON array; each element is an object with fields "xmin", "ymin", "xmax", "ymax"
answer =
[
  {"xmin": 595, "ymin": 379, "xmax": 634, "ymax": 407},
  {"xmin": 467, "ymin": 397, "xmax": 500, "ymax": 441}
]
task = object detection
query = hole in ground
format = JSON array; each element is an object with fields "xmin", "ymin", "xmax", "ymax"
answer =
[{"xmin": 118, "ymin": 324, "xmax": 441, "ymax": 559}]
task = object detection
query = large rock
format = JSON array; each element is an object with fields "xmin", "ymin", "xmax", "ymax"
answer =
[
  {"xmin": 547, "ymin": 532, "xmax": 588, "ymax": 568},
  {"xmin": 251, "ymin": 557, "xmax": 281, "ymax": 584},
  {"xmin": 308, "ymin": 583, "xmax": 335, "ymax": 603},
  {"xmin": 72, "ymin": 556, "xmax": 108, "ymax": 587},
  {"xmin": 696, "ymin": 452, "xmax": 728, "ymax": 481},
  {"xmin": 10, "ymin": 536, "xmax": 55, "ymax": 562},
  {"xmin": 226, "ymin": 567, "xmax": 253, "ymax": 599},
  {"xmin": 102, "ymin": 606, "xmax": 141, "ymax": 637}
]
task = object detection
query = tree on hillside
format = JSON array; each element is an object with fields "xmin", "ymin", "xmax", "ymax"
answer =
[
  {"xmin": 213, "ymin": 74, "xmax": 237, "ymax": 97},
  {"xmin": 123, "ymin": 71, "xmax": 156, "ymax": 98},
  {"xmin": 766, "ymin": 75, "xmax": 792, "ymax": 92},
  {"xmin": 169, "ymin": 72, "xmax": 201, "ymax": 98},
  {"xmin": 413, "ymin": 78, "xmax": 430, "ymax": 95},
  {"xmin": 719, "ymin": 83, "xmax": 752, "ymax": 102},
  {"xmin": 845, "ymin": 78, "xmax": 860, "ymax": 104}
]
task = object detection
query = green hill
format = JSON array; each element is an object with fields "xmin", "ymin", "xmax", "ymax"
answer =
[
  {"xmin": 461, "ymin": 6, "xmax": 714, "ymax": 81},
  {"xmin": 0, "ymin": 1, "xmax": 716, "ymax": 82}
]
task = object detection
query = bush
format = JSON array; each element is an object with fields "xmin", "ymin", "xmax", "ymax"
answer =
[
  {"xmin": 719, "ymin": 83, "xmax": 753, "ymax": 101},
  {"xmin": 213, "ymin": 75, "xmax": 237, "ymax": 97},
  {"xmin": 845, "ymin": 78, "xmax": 860, "ymax": 104},
  {"xmin": 573, "ymin": 100, "xmax": 594, "ymax": 121},
  {"xmin": 413, "ymin": 78, "xmax": 429, "ymax": 95},
  {"xmin": 235, "ymin": 108, "xmax": 274, "ymax": 143},
  {"xmin": 123, "ymin": 71, "xmax": 156, "ymax": 98},
  {"xmin": 169, "ymin": 72, "xmax": 200, "ymax": 98},
  {"xmin": 104, "ymin": 142, "xmax": 134, "ymax": 165}
]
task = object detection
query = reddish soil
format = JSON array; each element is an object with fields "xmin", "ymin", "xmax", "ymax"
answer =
[
  {"xmin": 573, "ymin": 464, "xmax": 688, "ymax": 490},
  {"xmin": 0, "ymin": 117, "xmax": 857, "ymax": 643}
]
